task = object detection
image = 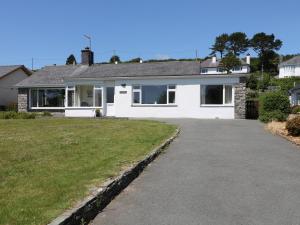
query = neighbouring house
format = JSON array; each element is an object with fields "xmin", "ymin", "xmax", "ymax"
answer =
[
  {"xmin": 289, "ymin": 85, "xmax": 300, "ymax": 106},
  {"xmin": 16, "ymin": 48, "xmax": 249, "ymax": 119},
  {"xmin": 278, "ymin": 55, "xmax": 300, "ymax": 78},
  {"xmin": 200, "ymin": 54, "xmax": 251, "ymax": 75},
  {"xmin": 0, "ymin": 65, "xmax": 31, "ymax": 108}
]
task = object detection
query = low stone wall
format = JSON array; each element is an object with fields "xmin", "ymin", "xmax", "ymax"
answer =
[
  {"xmin": 18, "ymin": 88, "xmax": 28, "ymax": 112},
  {"xmin": 48, "ymin": 128, "xmax": 180, "ymax": 225},
  {"xmin": 234, "ymin": 77, "xmax": 246, "ymax": 119}
]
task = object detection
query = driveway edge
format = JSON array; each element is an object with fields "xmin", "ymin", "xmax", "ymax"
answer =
[{"xmin": 48, "ymin": 128, "xmax": 180, "ymax": 225}]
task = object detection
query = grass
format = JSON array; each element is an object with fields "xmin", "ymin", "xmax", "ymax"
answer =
[{"xmin": 0, "ymin": 118, "xmax": 176, "ymax": 225}]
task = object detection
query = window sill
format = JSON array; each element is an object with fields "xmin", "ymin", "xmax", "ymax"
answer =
[
  {"xmin": 131, "ymin": 104, "xmax": 178, "ymax": 107},
  {"xmin": 65, "ymin": 107, "xmax": 103, "ymax": 109},
  {"xmin": 30, "ymin": 107, "xmax": 64, "ymax": 110},
  {"xmin": 200, "ymin": 104, "xmax": 234, "ymax": 107}
]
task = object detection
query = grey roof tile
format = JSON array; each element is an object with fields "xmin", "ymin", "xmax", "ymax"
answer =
[
  {"xmin": 0, "ymin": 65, "xmax": 31, "ymax": 78},
  {"xmin": 279, "ymin": 56, "xmax": 300, "ymax": 67}
]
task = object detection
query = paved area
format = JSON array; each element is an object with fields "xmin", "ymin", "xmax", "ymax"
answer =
[{"xmin": 91, "ymin": 119, "xmax": 300, "ymax": 225}]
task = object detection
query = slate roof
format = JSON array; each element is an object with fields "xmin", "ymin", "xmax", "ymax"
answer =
[
  {"xmin": 279, "ymin": 56, "xmax": 300, "ymax": 67},
  {"xmin": 0, "ymin": 65, "xmax": 31, "ymax": 79},
  {"xmin": 200, "ymin": 58, "xmax": 248, "ymax": 68},
  {"xmin": 16, "ymin": 65, "xmax": 86, "ymax": 87},
  {"xmin": 16, "ymin": 61, "xmax": 247, "ymax": 87}
]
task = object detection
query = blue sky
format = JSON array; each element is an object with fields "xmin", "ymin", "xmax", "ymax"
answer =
[{"xmin": 0, "ymin": 0, "xmax": 299, "ymax": 69}]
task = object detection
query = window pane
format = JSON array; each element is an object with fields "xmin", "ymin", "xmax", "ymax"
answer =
[
  {"xmin": 78, "ymin": 85, "xmax": 93, "ymax": 107},
  {"xmin": 38, "ymin": 90, "xmax": 45, "ymax": 107},
  {"xmin": 133, "ymin": 85, "xmax": 140, "ymax": 90},
  {"xmin": 44, "ymin": 89, "xmax": 65, "ymax": 107},
  {"xmin": 142, "ymin": 85, "xmax": 167, "ymax": 104},
  {"xmin": 168, "ymin": 91, "xmax": 175, "ymax": 104},
  {"xmin": 68, "ymin": 90, "xmax": 75, "ymax": 107},
  {"xmin": 225, "ymin": 85, "xmax": 232, "ymax": 104},
  {"xmin": 168, "ymin": 85, "xmax": 176, "ymax": 89},
  {"xmin": 31, "ymin": 90, "xmax": 37, "ymax": 107},
  {"xmin": 106, "ymin": 87, "xmax": 115, "ymax": 103},
  {"xmin": 201, "ymin": 85, "xmax": 223, "ymax": 104},
  {"xmin": 133, "ymin": 92, "xmax": 140, "ymax": 103},
  {"xmin": 95, "ymin": 89, "xmax": 102, "ymax": 107}
]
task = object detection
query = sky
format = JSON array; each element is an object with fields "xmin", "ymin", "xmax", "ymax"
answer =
[{"xmin": 0, "ymin": 0, "xmax": 299, "ymax": 69}]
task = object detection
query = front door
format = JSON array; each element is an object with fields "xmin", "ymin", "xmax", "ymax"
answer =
[{"xmin": 106, "ymin": 87, "xmax": 115, "ymax": 116}]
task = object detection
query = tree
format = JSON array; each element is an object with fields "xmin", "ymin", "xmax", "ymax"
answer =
[
  {"xmin": 250, "ymin": 32, "xmax": 282, "ymax": 56},
  {"xmin": 246, "ymin": 73, "xmax": 259, "ymax": 90},
  {"xmin": 110, "ymin": 55, "xmax": 121, "ymax": 64},
  {"xmin": 227, "ymin": 32, "xmax": 249, "ymax": 56},
  {"xmin": 220, "ymin": 52, "xmax": 241, "ymax": 73},
  {"xmin": 128, "ymin": 57, "xmax": 142, "ymax": 63},
  {"xmin": 210, "ymin": 33, "xmax": 229, "ymax": 58},
  {"xmin": 250, "ymin": 33, "xmax": 282, "ymax": 73},
  {"xmin": 66, "ymin": 54, "xmax": 77, "ymax": 65}
]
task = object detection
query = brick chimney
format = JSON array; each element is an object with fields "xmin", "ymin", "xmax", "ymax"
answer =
[{"xmin": 81, "ymin": 47, "xmax": 94, "ymax": 65}]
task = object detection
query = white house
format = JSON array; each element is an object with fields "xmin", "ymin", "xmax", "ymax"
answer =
[
  {"xmin": 16, "ymin": 48, "xmax": 249, "ymax": 119},
  {"xmin": 200, "ymin": 54, "xmax": 251, "ymax": 75},
  {"xmin": 278, "ymin": 56, "xmax": 300, "ymax": 78},
  {"xmin": 0, "ymin": 65, "xmax": 31, "ymax": 108}
]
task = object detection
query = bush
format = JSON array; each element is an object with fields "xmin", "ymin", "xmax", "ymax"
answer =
[
  {"xmin": 286, "ymin": 116, "xmax": 300, "ymax": 136},
  {"xmin": 259, "ymin": 91, "xmax": 290, "ymax": 123},
  {"xmin": 259, "ymin": 110, "xmax": 288, "ymax": 123},
  {"xmin": 6, "ymin": 103, "xmax": 17, "ymax": 112},
  {"xmin": 42, "ymin": 111, "xmax": 52, "ymax": 117},
  {"xmin": 291, "ymin": 105, "xmax": 300, "ymax": 114},
  {"xmin": 0, "ymin": 111, "xmax": 36, "ymax": 119}
]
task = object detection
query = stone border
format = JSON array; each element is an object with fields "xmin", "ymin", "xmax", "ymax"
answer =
[{"xmin": 48, "ymin": 128, "xmax": 180, "ymax": 225}]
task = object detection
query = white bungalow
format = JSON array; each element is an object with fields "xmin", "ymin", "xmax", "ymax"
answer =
[{"xmin": 16, "ymin": 48, "xmax": 249, "ymax": 119}]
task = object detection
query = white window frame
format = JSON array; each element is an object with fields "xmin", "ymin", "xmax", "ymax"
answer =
[
  {"xmin": 132, "ymin": 84, "xmax": 177, "ymax": 106},
  {"xmin": 94, "ymin": 86, "xmax": 103, "ymax": 108},
  {"xmin": 200, "ymin": 84, "xmax": 234, "ymax": 107},
  {"xmin": 65, "ymin": 85, "xmax": 103, "ymax": 108},
  {"xmin": 201, "ymin": 68, "xmax": 208, "ymax": 74},
  {"xmin": 29, "ymin": 87, "xmax": 65, "ymax": 109}
]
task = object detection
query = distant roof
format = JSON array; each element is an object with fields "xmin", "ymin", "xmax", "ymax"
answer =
[
  {"xmin": 200, "ymin": 58, "xmax": 248, "ymax": 68},
  {"xmin": 279, "ymin": 56, "xmax": 300, "ymax": 67},
  {"xmin": 0, "ymin": 65, "xmax": 31, "ymax": 79},
  {"xmin": 16, "ymin": 61, "xmax": 247, "ymax": 87}
]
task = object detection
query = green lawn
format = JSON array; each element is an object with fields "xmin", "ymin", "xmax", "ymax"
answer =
[{"xmin": 0, "ymin": 118, "xmax": 176, "ymax": 225}]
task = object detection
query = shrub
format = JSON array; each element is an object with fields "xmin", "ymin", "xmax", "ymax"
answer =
[
  {"xmin": 259, "ymin": 110, "xmax": 288, "ymax": 123},
  {"xmin": 0, "ymin": 111, "xmax": 36, "ymax": 119},
  {"xmin": 42, "ymin": 111, "xmax": 52, "ymax": 117},
  {"xmin": 6, "ymin": 103, "xmax": 17, "ymax": 112},
  {"xmin": 286, "ymin": 116, "xmax": 300, "ymax": 136},
  {"xmin": 259, "ymin": 91, "xmax": 290, "ymax": 123},
  {"xmin": 291, "ymin": 105, "xmax": 300, "ymax": 114}
]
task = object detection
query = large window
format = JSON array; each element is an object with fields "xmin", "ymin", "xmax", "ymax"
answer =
[
  {"xmin": 201, "ymin": 85, "xmax": 233, "ymax": 105},
  {"xmin": 30, "ymin": 88, "xmax": 65, "ymax": 108},
  {"xmin": 66, "ymin": 85, "xmax": 104, "ymax": 108},
  {"xmin": 132, "ymin": 85, "xmax": 176, "ymax": 105}
]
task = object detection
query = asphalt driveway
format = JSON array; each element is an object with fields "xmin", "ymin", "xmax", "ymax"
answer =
[{"xmin": 91, "ymin": 119, "xmax": 300, "ymax": 225}]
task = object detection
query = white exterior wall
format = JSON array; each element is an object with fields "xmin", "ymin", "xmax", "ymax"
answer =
[
  {"xmin": 113, "ymin": 77, "xmax": 239, "ymax": 119},
  {"xmin": 0, "ymin": 69, "xmax": 28, "ymax": 106},
  {"xmin": 279, "ymin": 65, "xmax": 300, "ymax": 78},
  {"xmin": 201, "ymin": 66, "xmax": 249, "ymax": 75}
]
